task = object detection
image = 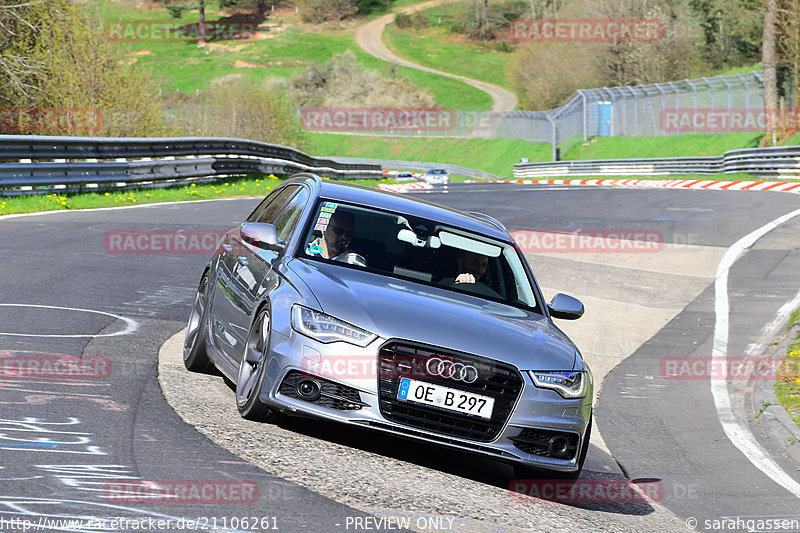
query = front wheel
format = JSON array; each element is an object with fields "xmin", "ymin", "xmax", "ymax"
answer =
[
  {"xmin": 236, "ymin": 307, "xmax": 282, "ymax": 423},
  {"xmin": 183, "ymin": 274, "xmax": 214, "ymax": 374}
]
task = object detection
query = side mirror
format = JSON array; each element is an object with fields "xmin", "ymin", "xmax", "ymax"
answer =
[
  {"xmin": 241, "ymin": 223, "xmax": 285, "ymax": 253},
  {"xmin": 548, "ymin": 293, "xmax": 584, "ymax": 320}
]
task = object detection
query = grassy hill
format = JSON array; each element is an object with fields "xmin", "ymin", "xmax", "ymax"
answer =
[{"xmin": 93, "ymin": 0, "xmax": 491, "ymax": 110}]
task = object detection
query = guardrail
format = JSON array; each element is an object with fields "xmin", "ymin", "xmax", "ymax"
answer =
[
  {"xmin": 0, "ymin": 135, "xmax": 384, "ymax": 192},
  {"xmin": 514, "ymin": 145, "xmax": 800, "ymax": 179}
]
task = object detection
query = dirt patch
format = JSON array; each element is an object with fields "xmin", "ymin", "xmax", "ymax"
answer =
[
  {"xmin": 202, "ymin": 42, "xmax": 250, "ymax": 53},
  {"xmin": 133, "ymin": 0, "xmax": 167, "ymax": 10},
  {"xmin": 253, "ymin": 24, "xmax": 287, "ymax": 40},
  {"xmin": 129, "ymin": 50, "xmax": 154, "ymax": 56},
  {"xmin": 233, "ymin": 60, "xmax": 261, "ymax": 69}
]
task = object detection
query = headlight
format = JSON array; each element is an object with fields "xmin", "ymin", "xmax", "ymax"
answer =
[
  {"xmin": 291, "ymin": 305, "xmax": 376, "ymax": 347},
  {"xmin": 529, "ymin": 371, "xmax": 587, "ymax": 399}
]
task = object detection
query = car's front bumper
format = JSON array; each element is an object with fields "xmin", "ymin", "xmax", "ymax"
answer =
[{"xmin": 258, "ymin": 329, "xmax": 592, "ymax": 473}]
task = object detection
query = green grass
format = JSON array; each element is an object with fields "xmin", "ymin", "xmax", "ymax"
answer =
[
  {"xmin": 775, "ymin": 316, "xmax": 800, "ymax": 430},
  {"xmin": 91, "ymin": 0, "xmax": 489, "ymax": 109},
  {"xmin": 307, "ymin": 134, "xmax": 551, "ymax": 176},
  {"xmin": 563, "ymin": 133, "xmax": 764, "ymax": 160},
  {"xmin": 714, "ymin": 63, "xmax": 762, "ymax": 77},
  {"xmin": 0, "ymin": 174, "xmax": 400, "ymax": 216},
  {"xmin": 383, "ymin": 3, "xmax": 514, "ymax": 91},
  {"xmin": 780, "ymin": 132, "xmax": 800, "ymax": 146}
]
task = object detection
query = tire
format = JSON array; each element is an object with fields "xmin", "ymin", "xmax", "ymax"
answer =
[
  {"xmin": 513, "ymin": 418, "xmax": 592, "ymax": 481},
  {"xmin": 183, "ymin": 274, "xmax": 215, "ymax": 374},
  {"xmin": 236, "ymin": 307, "xmax": 282, "ymax": 422}
]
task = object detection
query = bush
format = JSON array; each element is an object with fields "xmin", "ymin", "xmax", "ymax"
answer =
[
  {"xmin": 287, "ymin": 50, "xmax": 436, "ymax": 108},
  {"xmin": 395, "ymin": 12, "xmax": 413, "ymax": 29},
  {"xmin": 165, "ymin": 3, "xmax": 189, "ymax": 19},
  {"xmin": 0, "ymin": 0, "xmax": 170, "ymax": 137},
  {"xmin": 295, "ymin": 0, "xmax": 357, "ymax": 24},
  {"xmin": 182, "ymin": 76, "xmax": 307, "ymax": 149},
  {"xmin": 395, "ymin": 11, "xmax": 429, "ymax": 31}
]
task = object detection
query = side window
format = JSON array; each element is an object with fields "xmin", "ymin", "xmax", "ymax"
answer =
[
  {"xmin": 256, "ymin": 186, "xmax": 298, "ymax": 224},
  {"xmin": 245, "ymin": 187, "xmax": 285, "ymax": 223},
  {"xmin": 273, "ymin": 188, "xmax": 310, "ymax": 241}
]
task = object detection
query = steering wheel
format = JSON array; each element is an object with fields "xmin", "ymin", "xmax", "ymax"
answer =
[{"xmin": 333, "ymin": 252, "xmax": 368, "ymax": 267}]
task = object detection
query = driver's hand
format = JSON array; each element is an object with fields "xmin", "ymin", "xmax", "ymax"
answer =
[{"xmin": 455, "ymin": 273, "xmax": 476, "ymax": 284}]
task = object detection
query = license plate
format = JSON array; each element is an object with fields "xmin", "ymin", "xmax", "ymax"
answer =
[{"xmin": 396, "ymin": 377, "xmax": 494, "ymax": 419}]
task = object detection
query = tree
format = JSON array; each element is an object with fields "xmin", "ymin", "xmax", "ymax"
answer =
[
  {"xmin": 763, "ymin": 0, "xmax": 778, "ymax": 144},
  {"xmin": 160, "ymin": 0, "xmax": 206, "ymax": 43},
  {"xmin": 1, "ymin": 0, "xmax": 168, "ymax": 136},
  {"xmin": 776, "ymin": 0, "xmax": 800, "ymax": 137},
  {"xmin": 0, "ymin": 0, "xmax": 49, "ymax": 105}
]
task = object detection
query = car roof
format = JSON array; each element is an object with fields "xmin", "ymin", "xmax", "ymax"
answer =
[{"xmin": 309, "ymin": 179, "xmax": 510, "ymax": 242}]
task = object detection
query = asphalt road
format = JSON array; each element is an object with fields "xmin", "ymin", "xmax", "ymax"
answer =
[{"xmin": 1, "ymin": 183, "xmax": 799, "ymax": 532}]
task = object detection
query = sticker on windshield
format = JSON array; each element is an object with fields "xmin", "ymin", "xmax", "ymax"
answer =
[
  {"xmin": 324, "ymin": 202, "xmax": 338, "ymax": 209},
  {"xmin": 320, "ymin": 207, "xmax": 336, "ymax": 214},
  {"xmin": 319, "ymin": 212, "xmax": 332, "ymax": 219},
  {"xmin": 314, "ymin": 224, "xmax": 327, "ymax": 232}
]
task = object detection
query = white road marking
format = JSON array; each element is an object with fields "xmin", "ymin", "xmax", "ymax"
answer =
[
  {"xmin": 743, "ymin": 289, "xmax": 800, "ymax": 357},
  {"xmin": 0, "ymin": 304, "xmax": 138, "ymax": 338},
  {"xmin": 712, "ymin": 207, "xmax": 800, "ymax": 499}
]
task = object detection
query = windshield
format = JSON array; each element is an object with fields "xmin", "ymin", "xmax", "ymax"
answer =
[{"xmin": 298, "ymin": 200, "xmax": 539, "ymax": 311}]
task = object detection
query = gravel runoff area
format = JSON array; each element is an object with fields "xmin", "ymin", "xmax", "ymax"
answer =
[{"xmin": 158, "ymin": 330, "xmax": 690, "ymax": 533}]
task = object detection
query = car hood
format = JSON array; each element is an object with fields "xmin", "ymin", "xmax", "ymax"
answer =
[{"xmin": 287, "ymin": 259, "xmax": 577, "ymax": 371}]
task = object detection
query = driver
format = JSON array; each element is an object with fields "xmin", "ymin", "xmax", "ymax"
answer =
[{"xmin": 308, "ymin": 210, "xmax": 367, "ymax": 266}]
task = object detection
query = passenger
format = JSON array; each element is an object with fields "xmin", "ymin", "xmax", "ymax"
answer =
[
  {"xmin": 441, "ymin": 250, "xmax": 488, "ymax": 285},
  {"xmin": 454, "ymin": 250, "xmax": 488, "ymax": 284}
]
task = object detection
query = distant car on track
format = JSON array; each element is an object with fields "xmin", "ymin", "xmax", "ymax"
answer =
[
  {"xmin": 421, "ymin": 168, "xmax": 449, "ymax": 185},
  {"xmin": 183, "ymin": 173, "xmax": 592, "ymax": 477}
]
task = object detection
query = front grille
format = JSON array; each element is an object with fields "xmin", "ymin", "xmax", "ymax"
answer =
[
  {"xmin": 279, "ymin": 370, "xmax": 368, "ymax": 411},
  {"xmin": 377, "ymin": 341, "xmax": 523, "ymax": 442},
  {"xmin": 510, "ymin": 428, "xmax": 579, "ymax": 459}
]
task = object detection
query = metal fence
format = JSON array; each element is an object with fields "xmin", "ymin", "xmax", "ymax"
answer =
[{"xmin": 300, "ymin": 71, "xmax": 767, "ymax": 160}]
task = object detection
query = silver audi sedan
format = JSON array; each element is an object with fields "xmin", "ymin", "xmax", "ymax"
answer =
[{"xmin": 184, "ymin": 173, "xmax": 592, "ymax": 477}]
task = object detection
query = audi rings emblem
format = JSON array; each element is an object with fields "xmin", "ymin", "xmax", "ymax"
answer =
[{"xmin": 425, "ymin": 358, "xmax": 479, "ymax": 383}]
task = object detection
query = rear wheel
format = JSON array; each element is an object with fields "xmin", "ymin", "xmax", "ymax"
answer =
[
  {"xmin": 183, "ymin": 274, "xmax": 215, "ymax": 373},
  {"xmin": 236, "ymin": 307, "xmax": 282, "ymax": 422}
]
